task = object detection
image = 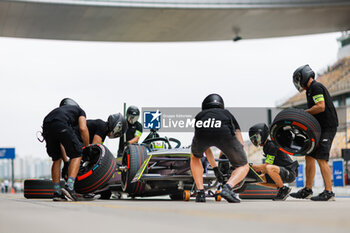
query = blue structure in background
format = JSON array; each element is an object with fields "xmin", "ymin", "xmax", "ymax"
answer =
[
  {"xmin": 296, "ymin": 163, "xmax": 304, "ymax": 188},
  {"xmin": 0, "ymin": 148, "xmax": 16, "ymax": 188},
  {"xmin": 0, "ymin": 148, "xmax": 15, "ymax": 160},
  {"xmin": 333, "ymin": 160, "xmax": 344, "ymax": 187}
]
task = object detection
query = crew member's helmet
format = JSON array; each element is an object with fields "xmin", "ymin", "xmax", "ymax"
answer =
[
  {"xmin": 249, "ymin": 123, "xmax": 269, "ymax": 147},
  {"xmin": 59, "ymin": 98, "xmax": 79, "ymax": 107},
  {"xmin": 202, "ymin": 94, "xmax": 224, "ymax": 110},
  {"xmin": 293, "ymin": 64, "xmax": 315, "ymax": 92},
  {"xmin": 126, "ymin": 106, "xmax": 140, "ymax": 124},
  {"xmin": 107, "ymin": 113, "xmax": 128, "ymax": 138}
]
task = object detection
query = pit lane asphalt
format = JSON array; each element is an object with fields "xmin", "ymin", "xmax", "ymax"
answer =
[{"xmin": 1, "ymin": 193, "xmax": 349, "ymax": 233}]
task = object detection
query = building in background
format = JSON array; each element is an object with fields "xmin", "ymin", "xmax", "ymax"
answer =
[
  {"xmin": 0, "ymin": 156, "xmax": 51, "ymax": 180},
  {"xmin": 338, "ymin": 32, "xmax": 350, "ymax": 60}
]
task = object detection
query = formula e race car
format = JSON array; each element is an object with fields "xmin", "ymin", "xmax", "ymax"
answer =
[
  {"xmin": 24, "ymin": 130, "xmax": 263, "ymax": 200},
  {"xmin": 92, "ymin": 129, "xmax": 264, "ymax": 200}
]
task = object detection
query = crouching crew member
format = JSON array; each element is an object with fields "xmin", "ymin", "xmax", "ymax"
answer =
[
  {"xmin": 118, "ymin": 106, "xmax": 143, "ymax": 157},
  {"xmin": 60, "ymin": 99, "xmax": 128, "ymax": 179},
  {"xmin": 191, "ymin": 94, "xmax": 249, "ymax": 203},
  {"xmin": 59, "ymin": 114, "xmax": 128, "ymax": 182},
  {"xmin": 249, "ymin": 123, "xmax": 299, "ymax": 201},
  {"xmin": 76, "ymin": 113, "xmax": 128, "ymax": 144},
  {"xmin": 42, "ymin": 98, "xmax": 89, "ymax": 201}
]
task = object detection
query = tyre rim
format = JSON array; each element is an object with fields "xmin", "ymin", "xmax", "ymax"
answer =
[
  {"xmin": 273, "ymin": 124, "xmax": 314, "ymax": 154},
  {"xmin": 77, "ymin": 145, "xmax": 103, "ymax": 177}
]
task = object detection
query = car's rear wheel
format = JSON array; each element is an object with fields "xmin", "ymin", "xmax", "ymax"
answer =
[
  {"xmin": 74, "ymin": 144, "xmax": 117, "ymax": 194},
  {"xmin": 270, "ymin": 108, "xmax": 321, "ymax": 156}
]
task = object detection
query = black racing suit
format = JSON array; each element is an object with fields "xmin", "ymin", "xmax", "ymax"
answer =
[
  {"xmin": 43, "ymin": 105, "xmax": 86, "ymax": 161},
  {"xmin": 306, "ymin": 80, "xmax": 338, "ymax": 160},
  {"xmin": 118, "ymin": 121, "xmax": 143, "ymax": 157},
  {"xmin": 191, "ymin": 108, "xmax": 248, "ymax": 168},
  {"xmin": 263, "ymin": 140, "xmax": 299, "ymax": 184}
]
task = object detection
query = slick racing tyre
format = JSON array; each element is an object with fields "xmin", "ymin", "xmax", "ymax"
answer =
[
  {"xmin": 239, "ymin": 184, "xmax": 278, "ymax": 199},
  {"xmin": 270, "ymin": 108, "xmax": 321, "ymax": 156},
  {"xmin": 121, "ymin": 144, "xmax": 148, "ymax": 196},
  {"xmin": 74, "ymin": 144, "xmax": 117, "ymax": 194},
  {"xmin": 24, "ymin": 179, "xmax": 65, "ymax": 199}
]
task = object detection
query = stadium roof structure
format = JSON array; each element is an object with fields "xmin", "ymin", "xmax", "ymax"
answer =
[
  {"xmin": 280, "ymin": 56, "xmax": 350, "ymax": 108},
  {"xmin": 0, "ymin": 0, "xmax": 350, "ymax": 42}
]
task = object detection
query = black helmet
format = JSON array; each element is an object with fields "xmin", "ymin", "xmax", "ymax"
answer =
[
  {"xmin": 59, "ymin": 98, "xmax": 79, "ymax": 107},
  {"xmin": 293, "ymin": 65, "xmax": 315, "ymax": 92},
  {"xmin": 126, "ymin": 106, "xmax": 140, "ymax": 124},
  {"xmin": 249, "ymin": 123, "xmax": 269, "ymax": 147},
  {"xmin": 202, "ymin": 94, "xmax": 224, "ymax": 110},
  {"xmin": 107, "ymin": 113, "xmax": 128, "ymax": 138}
]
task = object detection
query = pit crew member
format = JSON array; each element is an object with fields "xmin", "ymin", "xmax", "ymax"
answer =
[
  {"xmin": 118, "ymin": 106, "xmax": 143, "ymax": 157},
  {"xmin": 290, "ymin": 65, "xmax": 338, "ymax": 201},
  {"xmin": 191, "ymin": 94, "xmax": 249, "ymax": 203},
  {"xmin": 42, "ymin": 98, "xmax": 89, "ymax": 201},
  {"xmin": 249, "ymin": 123, "xmax": 299, "ymax": 201},
  {"xmin": 76, "ymin": 113, "xmax": 128, "ymax": 144}
]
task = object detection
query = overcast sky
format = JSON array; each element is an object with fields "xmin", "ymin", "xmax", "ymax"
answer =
[{"xmin": 0, "ymin": 32, "xmax": 340, "ymax": 158}]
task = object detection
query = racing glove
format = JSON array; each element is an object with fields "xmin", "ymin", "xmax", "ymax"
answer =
[{"xmin": 213, "ymin": 167, "xmax": 225, "ymax": 183}]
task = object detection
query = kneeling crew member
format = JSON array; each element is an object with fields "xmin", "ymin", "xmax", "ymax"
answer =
[
  {"xmin": 191, "ymin": 94, "xmax": 249, "ymax": 203},
  {"xmin": 249, "ymin": 123, "xmax": 299, "ymax": 201}
]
